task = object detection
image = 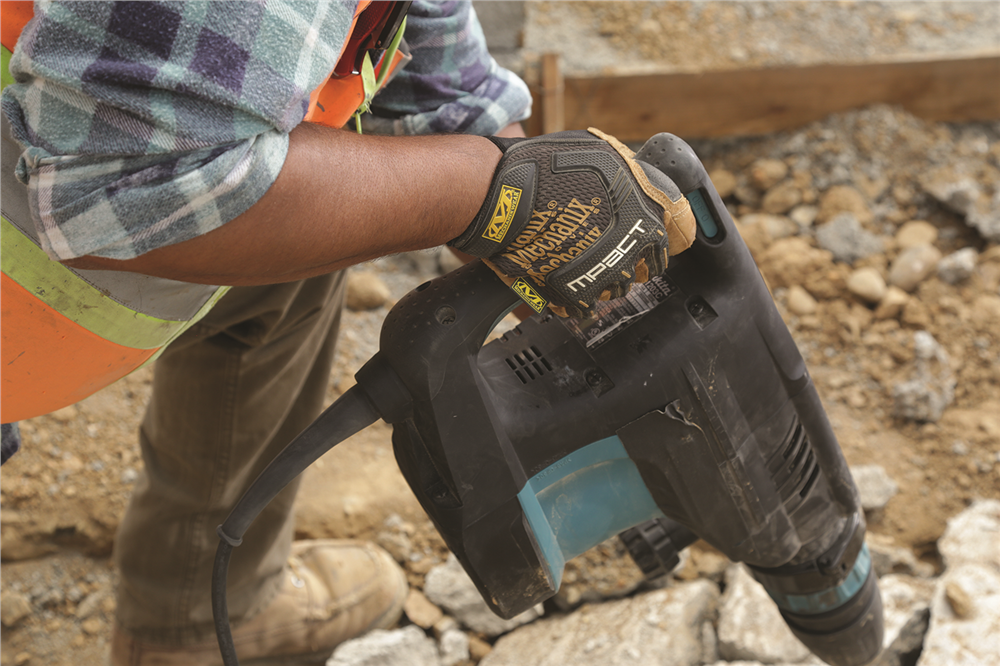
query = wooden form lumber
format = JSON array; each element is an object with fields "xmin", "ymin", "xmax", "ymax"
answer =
[{"xmin": 525, "ymin": 53, "xmax": 1000, "ymax": 140}]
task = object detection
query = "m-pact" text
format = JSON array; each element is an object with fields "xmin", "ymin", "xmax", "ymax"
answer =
[{"xmin": 565, "ymin": 218, "xmax": 649, "ymax": 293}]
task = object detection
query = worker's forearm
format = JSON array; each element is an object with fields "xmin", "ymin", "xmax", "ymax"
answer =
[{"xmin": 64, "ymin": 122, "xmax": 502, "ymax": 285}]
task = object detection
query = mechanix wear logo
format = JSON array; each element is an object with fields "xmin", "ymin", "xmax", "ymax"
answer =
[
  {"xmin": 511, "ymin": 278, "xmax": 548, "ymax": 313},
  {"xmin": 482, "ymin": 185, "xmax": 523, "ymax": 243},
  {"xmin": 501, "ymin": 198, "xmax": 603, "ymax": 286}
]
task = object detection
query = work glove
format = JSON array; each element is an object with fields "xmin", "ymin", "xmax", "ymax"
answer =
[{"xmin": 450, "ymin": 128, "xmax": 696, "ymax": 318}]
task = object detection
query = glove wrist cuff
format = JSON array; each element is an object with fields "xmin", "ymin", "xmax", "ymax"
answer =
[{"xmin": 449, "ymin": 139, "xmax": 535, "ymax": 257}]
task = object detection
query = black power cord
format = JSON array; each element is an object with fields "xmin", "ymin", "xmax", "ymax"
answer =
[{"xmin": 211, "ymin": 385, "xmax": 381, "ymax": 666}]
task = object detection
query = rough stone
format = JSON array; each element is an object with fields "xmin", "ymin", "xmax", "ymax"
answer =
[
  {"xmin": 749, "ymin": 158, "xmax": 788, "ymax": 191},
  {"xmin": 0, "ymin": 591, "xmax": 32, "ymax": 628},
  {"xmin": 789, "ymin": 204, "xmax": 818, "ymax": 229},
  {"xmin": 75, "ymin": 590, "xmax": 107, "ymax": 619},
  {"xmin": 847, "ymin": 267, "xmax": 887, "ymax": 304},
  {"xmin": 866, "ymin": 533, "xmax": 935, "ymax": 578},
  {"xmin": 404, "ymin": 589, "xmax": 443, "ymax": 629},
  {"xmin": 918, "ymin": 564, "xmax": 1000, "ymax": 666},
  {"xmin": 480, "ymin": 580, "xmax": 719, "ymax": 666},
  {"xmin": 871, "ymin": 574, "xmax": 935, "ymax": 666},
  {"xmin": 326, "ymin": 626, "xmax": 440, "ymax": 666},
  {"xmin": 346, "ymin": 271, "xmax": 392, "ymax": 311},
  {"xmin": 709, "ymin": 168, "xmax": 737, "ymax": 199},
  {"xmin": 423, "ymin": 555, "xmax": 542, "ymax": 637},
  {"xmin": 894, "ymin": 220, "xmax": 939, "ymax": 249},
  {"xmin": 873, "ymin": 286, "xmax": 909, "ymax": 320},
  {"xmin": 786, "ymin": 285, "xmax": 818, "ymax": 316},
  {"xmin": 438, "ymin": 628, "xmax": 470, "ymax": 666},
  {"xmin": 937, "ymin": 248, "xmax": 978, "ymax": 284},
  {"xmin": 921, "ymin": 167, "xmax": 1000, "ymax": 242},
  {"xmin": 49, "ymin": 405, "xmax": 79, "ymax": 423},
  {"xmin": 468, "ymin": 635, "xmax": 492, "ymax": 661},
  {"xmin": 944, "ymin": 579, "xmax": 974, "ymax": 618},
  {"xmin": 916, "ymin": 501, "xmax": 1000, "ymax": 666},
  {"xmin": 717, "ymin": 565, "xmax": 812, "ymax": 664},
  {"xmin": 889, "ymin": 245, "xmax": 943, "ymax": 293},
  {"xmin": 740, "ymin": 213, "xmax": 798, "ymax": 240},
  {"xmin": 937, "ymin": 499, "xmax": 1000, "ymax": 571},
  {"xmin": 892, "ymin": 331, "xmax": 955, "ymax": 422},
  {"xmin": 815, "ymin": 213, "xmax": 884, "ymax": 264},
  {"xmin": 762, "ymin": 182, "xmax": 802, "ymax": 214},
  {"xmin": 850, "ymin": 464, "xmax": 899, "ymax": 511},
  {"xmin": 816, "ymin": 185, "xmax": 873, "ymax": 225},
  {"xmin": 707, "ymin": 662, "xmax": 817, "ymax": 666}
]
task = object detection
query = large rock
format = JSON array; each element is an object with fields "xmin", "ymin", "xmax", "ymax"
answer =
[
  {"xmin": 716, "ymin": 565, "xmax": 812, "ymax": 664},
  {"xmin": 326, "ymin": 626, "xmax": 440, "ymax": 666},
  {"xmin": 921, "ymin": 166, "xmax": 1000, "ymax": 241},
  {"xmin": 938, "ymin": 500, "xmax": 1000, "ymax": 568},
  {"xmin": 866, "ymin": 533, "xmax": 935, "ymax": 579},
  {"xmin": 815, "ymin": 213, "xmax": 883, "ymax": 264},
  {"xmin": 481, "ymin": 580, "xmax": 719, "ymax": 666},
  {"xmin": 850, "ymin": 464, "xmax": 899, "ymax": 511},
  {"xmin": 847, "ymin": 267, "xmax": 887, "ymax": 304},
  {"xmin": 708, "ymin": 662, "xmax": 818, "ymax": 666},
  {"xmin": 871, "ymin": 574, "xmax": 935, "ymax": 666},
  {"xmin": 346, "ymin": 270, "xmax": 392, "ymax": 311},
  {"xmin": 937, "ymin": 248, "xmax": 978, "ymax": 284},
  {"xmin": 888, "ymin": 245, "xmax": 942, "ymax": 293},
  {"xmin": 816, "ymin": 185, "xmax": 873, "ymax": 225},
  {"xmin": 916, "ymin": 500, "xmax": 1000, "ymax": 666},
  {"xmin": 892, "ymin": 331, "xmax": 955, "ymax": 422},
  {"xmin": 423, "ymin": 555, "xmax": 542, "ymax": 637}
]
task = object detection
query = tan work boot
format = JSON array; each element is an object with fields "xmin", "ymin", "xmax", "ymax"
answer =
[{"xmin": 111, "ymin": 540, "xmax": 408, "ymax": 666}]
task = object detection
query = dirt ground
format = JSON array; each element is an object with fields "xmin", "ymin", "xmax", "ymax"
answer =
[{"xmin": 2, "ymin": 3, "xmax": 999, "ymax": 666}]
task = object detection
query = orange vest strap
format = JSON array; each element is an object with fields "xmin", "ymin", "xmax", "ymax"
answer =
[
  {"xmin": 0, "ymin": 1, "xmax": 33, "ymax": 53},
  {"xmin": 304, "ymin": 0, "xmax": 409, "ymax": 129},
  {"xmin": 1, "ymin": 273, "xmax": 158, "ymax": 422}
]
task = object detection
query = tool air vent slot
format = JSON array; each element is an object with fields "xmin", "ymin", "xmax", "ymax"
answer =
[
  {"xmin": 769, "ymin": 421, "xmax": 821, "ymax": 512},
  {"xmin": 505, "ymin": 346, "xmax": 553, "ymax": 384}
]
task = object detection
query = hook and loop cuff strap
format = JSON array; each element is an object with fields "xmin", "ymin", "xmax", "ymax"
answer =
[{"xmin": 448, "ymin": 135, "xmax": 534, "ymax": 257}]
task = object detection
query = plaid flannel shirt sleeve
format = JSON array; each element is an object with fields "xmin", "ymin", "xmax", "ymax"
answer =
[
  {"xmin": 359, "ymin": 1, "xmax": 532, "ymax": 136},
  {"xmin": 1, "ymin": 1, "xmax": 530, "ymax": 262},
  {"xmin": 1, "ymin": 0, "xmax": 357, "ymax": 261}
]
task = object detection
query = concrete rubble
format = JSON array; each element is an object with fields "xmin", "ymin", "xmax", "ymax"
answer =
[
  {"xmin": 422, "ymin": 554, "xmax": 543, "ymax": 637},
  {"xmin": 326, "ymin": 626, "xmax": 440, "ymax": 666},
  {"xmin": 871, "ymin": 574, "xmax": 935, "ymax": 666},
  {"xmin": 323, "ymin": 499, "xmax": 1000, "ymax": 666},
  {"xmin": 892, "ymin": 331, "xmax": 956, "ymax": 422},
  {"xmin": 850, "ymin": 464, "xmax": 900, "ymax": 512},
  {"xmin": 716, "ymin": 564, "xmax": 813, "ymax": 664},
  {"xmin": 916, "ymin": 500, "xmax": 1000, "ymax": 666},
  {"xmin": 480, "ymin": 580, "xmax": 719, "ymax": 666}
]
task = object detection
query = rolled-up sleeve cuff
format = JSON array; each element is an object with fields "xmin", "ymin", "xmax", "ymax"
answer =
[{"xmin": 17, "ymin": 131, "xmax": 288, "ymax": 261}]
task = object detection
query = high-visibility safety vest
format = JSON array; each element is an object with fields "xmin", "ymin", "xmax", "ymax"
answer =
[{"xmin": 1, "ymin": 0, "xmax": 409, "ymax": 422}]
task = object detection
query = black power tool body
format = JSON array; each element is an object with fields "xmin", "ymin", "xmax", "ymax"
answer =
[{"xmin": 214, "ymin": 134, "xmax": 884, "ymax": 666}]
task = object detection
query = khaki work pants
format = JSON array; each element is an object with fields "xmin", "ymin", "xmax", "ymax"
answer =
[{"xmin": 113, "ymin": 273, "xmax": 347, "ymax": 645}]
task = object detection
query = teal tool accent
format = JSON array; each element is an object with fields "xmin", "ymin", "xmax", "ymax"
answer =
[
  {"xmin": 766, "ymin": 544, "xmax": 873, "ymax": 614},
  {"xmin": 687, "ymin": 189, "xmax": 719, "ymax": 238},
  {"xmin": 516, "ymin": 436, "xmax": 665, "ymax": 590}
]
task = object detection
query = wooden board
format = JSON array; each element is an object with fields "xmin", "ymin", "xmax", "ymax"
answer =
[{"xmin": 525, "ymin": 53, "xmax": 1000, "ymax": 140}]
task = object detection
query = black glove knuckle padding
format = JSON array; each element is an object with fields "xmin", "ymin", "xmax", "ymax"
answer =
[{"xmin": 453, "ymin": 131, "xmax": 675, "ymax": 313}]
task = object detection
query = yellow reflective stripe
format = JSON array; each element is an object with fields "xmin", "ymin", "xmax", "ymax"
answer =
[
  {"xmin": 2, "ymin": 45, "xmax": 14, "ymax": 90},
  {"xmin": 141, "ymin": 282, "xmax": 230, "ymax": 367},
  {"xmin": 2, "ymin": 215, "xmax": 202, "ymax": 349}
]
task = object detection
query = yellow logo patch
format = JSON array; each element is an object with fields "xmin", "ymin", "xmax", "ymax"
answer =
[
  {"xmin": 482, "ymin": 185, "xmax": 522, "ymax": 243},
  {"xmin": 512, "ymin": 278, "xmax": 547, "ymax": 313}
]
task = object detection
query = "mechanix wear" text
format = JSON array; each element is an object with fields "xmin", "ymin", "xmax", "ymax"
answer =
[{"xmin": 501, "ymin": 198, "xmax": 603, "ymax": 285}]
